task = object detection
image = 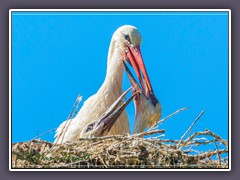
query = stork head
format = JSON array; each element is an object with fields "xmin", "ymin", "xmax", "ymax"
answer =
[
  {"xmin": 111, "ymin": 25, "xmax": 142, "ymax": 49},
  {"xmin": 108, "ymin": 25, "xmax": 154, "ymax": 100}
]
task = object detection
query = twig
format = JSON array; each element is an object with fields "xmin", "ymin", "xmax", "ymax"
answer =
[
  {"xmin": 148, "ymin": 107, "xmax": 188, "ymax": 132},
  {"xmin": 59, "ymin": 95, "xmax": 82, "ymax": 144},
  {"xmin": 30, "ymin": 128, "xmax": 57, "ymax": 141},
  {"xmin": 145, "ymin": 134, "xmax": 165, "ymax": 140},
  {"xmin": 98, "ymin": 155, "xmax": 108, "ymax": 168},
  {"xmin": 204, "ymin": 129, "xmax": 228, "ymax": 148},
  {"xmin": 186, "ymin": 139, "xmax": 216, "ymax": 146},
  {"xmin": 132, "ymin": 129, "xmax": 165, "ymax": 137},
  {"xmin": 214, "ymin": 140, "xmax": 221, "ymax": 166},
  {"xmin": 79, "ymin": 134, "xmax": 124, "ymax": 141},
  {"xmin": 49, "ymin": 94, "xmax": 82, "ymax": 155},
  {"xmin": 178, "ymin": 110, "xmax": 205, "ymax": 149},
  {"xmin": 12, "ymin": 105, "xmax": 229, "ymax": 169},
  {"xmin": 181, "ymin": 129, "xmax": 228, "ymax": 148},
  {"xmin": 151, "ymin": 139, "xmax": 179, "ymax": 144},
  {"xmin": 197, "ymin": 149, "xmax": 228, "ymax": 160}
]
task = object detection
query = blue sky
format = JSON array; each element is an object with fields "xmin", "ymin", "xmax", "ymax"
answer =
[{"xmin": 12, "ymin": 11, "xmax": 229, "ymax": 143}]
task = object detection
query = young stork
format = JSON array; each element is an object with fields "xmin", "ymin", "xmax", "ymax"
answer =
[
  {"xmin": 54, "ymin": 25, "xmax": 161, "ymax": 144},
  {"xmin": 122, "ymin": 61, "xmax": 162, "ymax": 133}
]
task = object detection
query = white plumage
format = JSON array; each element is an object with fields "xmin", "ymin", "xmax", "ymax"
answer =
[
  {"xmin": 54, "ymin": 25, "xmax": 162, "ymax": 144},
  {"xmin": 54, "ymin": 25, "xmax": 141, "ymax": 144}
]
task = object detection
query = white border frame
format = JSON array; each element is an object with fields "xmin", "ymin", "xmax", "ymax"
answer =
[{"xmin": 9, "ymin": 9, "xmax": 231, "ymax": 171}]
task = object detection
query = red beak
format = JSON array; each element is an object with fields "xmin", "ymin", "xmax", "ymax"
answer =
[{"xmin": 126, "ymin": 45, "xmax": 153, "ymax": 98}]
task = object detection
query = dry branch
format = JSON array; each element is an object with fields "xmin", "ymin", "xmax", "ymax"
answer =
[
  {"xmin": 132, "ymin": 129, "xmax": 165, "ymax": 137},
  {"xmin": 181, "ymin": 129, "xmax": 228, "ymax": 148},
  {"xmin": 178, "ymin": 110, "xmax": 205, "ymax": 149},
  {"xmin": 12, "ymin": 108, "xmax": 229, "ymax": 169},
  {"xmin": 148, "ymin": 107, "xmax": 188, "ymax": 131}
]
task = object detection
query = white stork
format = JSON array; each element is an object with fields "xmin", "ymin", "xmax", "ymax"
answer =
[{"xmin": 54, "ymin": 25, "xmax": 161, "ymax": 144}]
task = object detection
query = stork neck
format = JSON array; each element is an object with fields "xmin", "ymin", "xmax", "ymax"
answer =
[
  {"xmin": 104, "ymin": 52, "xmax": 124, "ymax": 87},
  {"xmin": 101, "ymin": 40, "xmax": 124, "ymax": 91}
]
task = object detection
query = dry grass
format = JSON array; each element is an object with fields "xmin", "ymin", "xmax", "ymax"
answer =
[{"xmin": 11, "ymin": 108, "xmax": 229, "ymax": 169}]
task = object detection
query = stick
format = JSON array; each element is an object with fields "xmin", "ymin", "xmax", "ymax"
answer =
[
  {"xmin": 132, "ymin": 129, "xmax": 165, "ymax": 137},
  {"xmin": 214, "ymin": 141, "xmax": 222, "ymax": 166},
  {"xmin": 148, "ymin": 107, "xmax": 188, "ymax": 132},
  {"xmin": 178, "ymin": 110, "xmax": 205, "ymax": 149},
  {"xmin": 54, "ymin": 95, "xmax": 82, "ymax": 145},
  {"xmin": 79, "ymin": 134, "xmax": 124, "ymax": 141},
  {"xmin": 60, "ymin": 95, "xmax": 82, "ymax": 144},
  {"xmin": 197, "ymin": 149, "xmax": 228, "ymax": 160},
  {"xmin": 182, "ymin": 129, "xmax": 228, "ymax": 148},
  {"xmin": 204, "ymin": 129, "xmax": 228, "ymax": 147},
  {"xmin": 30, "ymin": 128, "xmax": 57, "ymax": 141}
]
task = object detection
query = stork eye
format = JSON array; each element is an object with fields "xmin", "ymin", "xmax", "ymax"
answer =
[{"xmin": 124, "ymin": 34, "xmax": 131, "ymax": 43}]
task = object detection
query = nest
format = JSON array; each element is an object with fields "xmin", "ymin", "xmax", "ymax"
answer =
[{"xmin": 11, "ymin": 108, "xmax": 229, "ymax": 169}]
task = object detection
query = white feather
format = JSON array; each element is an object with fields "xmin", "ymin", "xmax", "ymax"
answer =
[{"xmin": 54, "ymin": 25, "xmax": 140, "ymax": 144}]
